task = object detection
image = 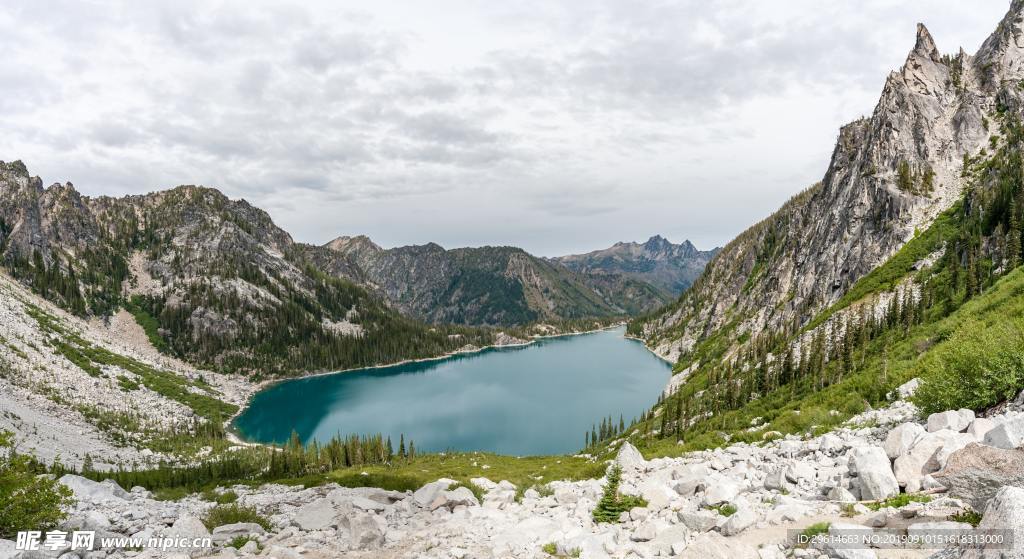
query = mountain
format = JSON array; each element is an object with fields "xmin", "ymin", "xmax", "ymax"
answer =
[
  {"xmin": 0, "ymin": 162, "xmax": 494, "ymax": 378},
  {"xmin": 623, "ymin": 1, "xmax": 1024, "ymax": 455},
  {"xmin": 320, "ymin": 235, "xmax": 669, "ymax": 326},
  {"xmin": 553, "ymin": 235, "xmax": 719, "ymax": 296},
  {"xmin": 631, "ymin": 19, "xmax": 1000, "ymax": 362}
]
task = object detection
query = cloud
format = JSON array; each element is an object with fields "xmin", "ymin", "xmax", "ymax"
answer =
[{"xmin": 0, "ymin": 0, "xmax": 1010, "ymax": 255}]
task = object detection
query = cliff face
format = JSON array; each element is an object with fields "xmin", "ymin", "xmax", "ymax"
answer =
[
  {"xmin": 322, "ymin": 236, "xmax": 669, "ymax": 326},
  {"xmin": 634, "ymin": 9, "xmax": 1023, "ymax": 362},
  {"xmin": 553, "ymin": 235, "xmax": 718, "ymax": 297}
]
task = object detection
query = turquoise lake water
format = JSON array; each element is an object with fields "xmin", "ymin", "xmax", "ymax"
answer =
[{"xmin": 232, "ymin": 326, "xmax": 671, "ymax": 455}]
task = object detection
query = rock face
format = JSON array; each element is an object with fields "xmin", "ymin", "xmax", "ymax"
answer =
[
  {"xmin": 322, "ymin": 235, "xmax": 670, "ymax": 325},
  {"xmin": 632, "ymin": 12, "xmax": 1005, "ymax": 364},
  {"xmin": 935, "ymin": 443, "xmax": 1024, "ymax": 510},
  {"xmin": 553, "ymin": 235, "xmax": 719, "ymax": 296}
]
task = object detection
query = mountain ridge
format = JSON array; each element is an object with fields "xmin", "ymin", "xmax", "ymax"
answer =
[
  {"xmin": 320, "ymin": 234, "xmax": 673, "ymax": 326},
  {"xmin": 553, "ymin": 235, "xmax": 719, "ymax": 297}
]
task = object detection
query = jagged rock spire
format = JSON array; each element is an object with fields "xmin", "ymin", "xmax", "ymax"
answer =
[{"xmin": 912, "ymin": 23, "xmax": 941, "ymax": 63}]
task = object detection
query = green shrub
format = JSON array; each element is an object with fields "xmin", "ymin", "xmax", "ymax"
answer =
[
  {"xmin": 0, "ymin": 431, "xmax": 75, "ymax": 538},
  {"xmin": 913, "ymin": 319, "xmax": 1024, "ymax": 413},
  {"xmin": 227, "ymin": 535, "xmax": 261, "ymax": 550},
  {"xmin": 799, "ymin": 521, "xmax": 831, "ymax": 543},
  {"xmin": 951, "ymin": 509, "xmax": 983, "ymax": 527},
  {"xmin": 867, "ymin": 493, "xmax": 931, "ymax": 511},
  {"xmin": 333, "ymin": 472, "xmax": 425, "ymax": 493},
  {"xmin": 592, "ymin": 465, "xmax": 648, "ymax": 523},
  {"xmin": 449, "ymin": 482, "xmax": 485, "ymax": 503},
  {"xmin": 710, "ymin": 503, "xmax": 737, "ymax": 517},
  {"xmin": 201, "ymin": 488, "xmax": 238, "ymax": 504},
  {"xmin": 202, "ymin": 504, "xmax": 271, "ymax": 531}
]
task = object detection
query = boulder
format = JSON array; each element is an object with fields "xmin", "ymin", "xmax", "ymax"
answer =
[
  {"xmin": 893, "ymin": 430, "xmax": 974, "ymax": 492},
  {"xmin": 894, "ymin": 378, "xmax": 920, "ymax": 400},
  {"xmin": 350, "ymin": 496, "xmax": 387, "ymax": 512},
  {"xmin": 926, "ymin": 410, "xmax": 973, "ymax": 433},
  {"xmin": 703, "ymin": 476, "xmax": 742, "ymax": 506},
  {"xmin": 348, "ymin": 513, "xmax": 384, "ymax": 550},
  {"xmin": 983, "ymin": 417, "xmax": 1024, "ymax": 449},
  {"xmin": 211, "ymin": 523, "xmax": 266, "ymax": 544},
  {"xmin": 164, "ymin": 515, "xmax": 211, "ymax": 556},
  {"xmin": 962, "ymin": 486, "xmax": 1024, "ymax": 559},
  {"xmin": 239, "ymin": 540, "xmax": 260, "ymax": 554},
  {"xmin": 827, "ymin": 486, "xmax": 857, "ymax": 503},
  {"xmin": 429, "ymin": 486, "xmax": 479, "ymax": 511},
  {"xmin": 412, "ymin": 479, "xmax": 455, "ymax": 508},
  {"xmin": 786, "ymin": 462, "xmax": 816, "ymax": 484},
  {"xmin": 967, "ymin": 418, "xmax": 996, "ymax": 440},
  {"xmin": 0, "ymin": 539, "xmax": 15, "ymax": 559},
  {"xmin": 764, "ymin": 467, "xmax": 790, "ymax": 491},
  {"xmin": 719, "ymin": 507, "xmax": 757, "ymax": 536},
  {"xmin": 615, "ymin": 442, "xmax": 646, "ymax": 470},
  {"xmin": 293, "ymin": 498, "xmax": 339, "ymax": 531},
  {"xmin": 58, "ymin": 475, "xmax": 129, "ymax": 502},
  {"xmin": 630, "ymin": 521, "xmax": 657, "ymax": 542},
  {"xmin": 849, "ymin": 447, "xmax": 898, "ymax": 501},
  {"xmin": 934, "ymin": 443, "xmax": 1024, "ymax": 510},
  {"xmin": 678, "ymin": 510, "xmax": 719, "ymax": 532},
  {"xmin": 883, "ymin": 423, "xmax": 925, "ymax": 459}
]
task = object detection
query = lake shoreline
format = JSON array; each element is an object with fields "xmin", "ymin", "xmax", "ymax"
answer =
[{"xmin": 225, "ymin": 322, "xmax": 630, "ymax": 446}]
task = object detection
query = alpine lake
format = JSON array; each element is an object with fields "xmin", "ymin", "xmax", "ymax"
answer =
[{"xmin": 233, "ymin": 326, "xmax": 671, "ymax": 456}]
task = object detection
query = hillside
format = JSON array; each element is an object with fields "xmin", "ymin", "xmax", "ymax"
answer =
[
  {"xmin": 630, "ymin": 13, "xmax": 1016, "ymax": 364},
  {"xmin": 554, "ymin": 235, "xmax": 718, "ymax": 297},
  {"xmin": 321, "ymin": 235, "xmax": 669, "ymax": 326},
  {"xmin": 0, "ymin": 162, "xmax": 494, "ymax": 378},
  {"xmin": 622, "ymin": 1, "xmax": 1024, "ymax": 457}
]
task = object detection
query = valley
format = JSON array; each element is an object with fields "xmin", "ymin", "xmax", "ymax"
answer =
[{"xmin": 4, "ymin": 1, "xmax": 1024, "ymax": 559}]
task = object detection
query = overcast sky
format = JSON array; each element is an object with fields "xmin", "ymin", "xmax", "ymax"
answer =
[{"xmin": 0, "ymin": 1, "xmax": 1010, "ymax": 256}]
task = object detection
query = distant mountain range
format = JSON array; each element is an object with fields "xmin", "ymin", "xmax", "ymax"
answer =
[
  {"xmin": 319, "ymin": 235, "xmax": 716, "ymax": 326},
  {"xmin": 552, "ymin": 235, "xmax": 719, "ymax": 297}
]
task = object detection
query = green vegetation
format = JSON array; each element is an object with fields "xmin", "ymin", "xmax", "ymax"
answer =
[
  {"xmin": 202, "ymin": 504, "xmax": 271, "ymax": 531},
  {"xmin": 0, "ymin": 431, "xmax": 75, "ymax": 538},
  {"xmin": 799, "ymin": 522, "xmax": 831, "ymax": 545},
  {"xmin": 227, "ymin": 535, "xmax": 261, "ymax": 551},
  {"xmin": 125, "ymin": 295, "xmax": 169, "ymax": 353},
  {"xmin": 709, "ymin": 503, "xmax": 737, "ymax": 517},
  {"xmin": 866, "ymin": 493, "xmax": 931, "ymax": 511},
  {"xmin": 541, "ymin": 542, "xmax": 581, "ymax": 557},
  {"xmin": 913, "ymin": 316, "xmax": 1024, "ymax": 413},
  {"xmin": 201, "ymin": 488, "xmax": 238, "ymax": 504},
  {"xmin": 592, "ymin": 465, "xmax": 647, "ymax": 523},
  {"xmin": 951, "ymin": 509, "xmax": 983, "ymax": 527}
]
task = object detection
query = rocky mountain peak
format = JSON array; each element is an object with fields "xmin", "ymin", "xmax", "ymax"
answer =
[
  {"xmin": 911, "ymin": 23, "xmax": 941, "ymax": 63},
  {"xmin": 643, "ymin": 234, "xmax": 671, "ymax": 251},
  {"xmin": 325, "ymin": 235, "xmax": 383, "ymax": 254}
]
